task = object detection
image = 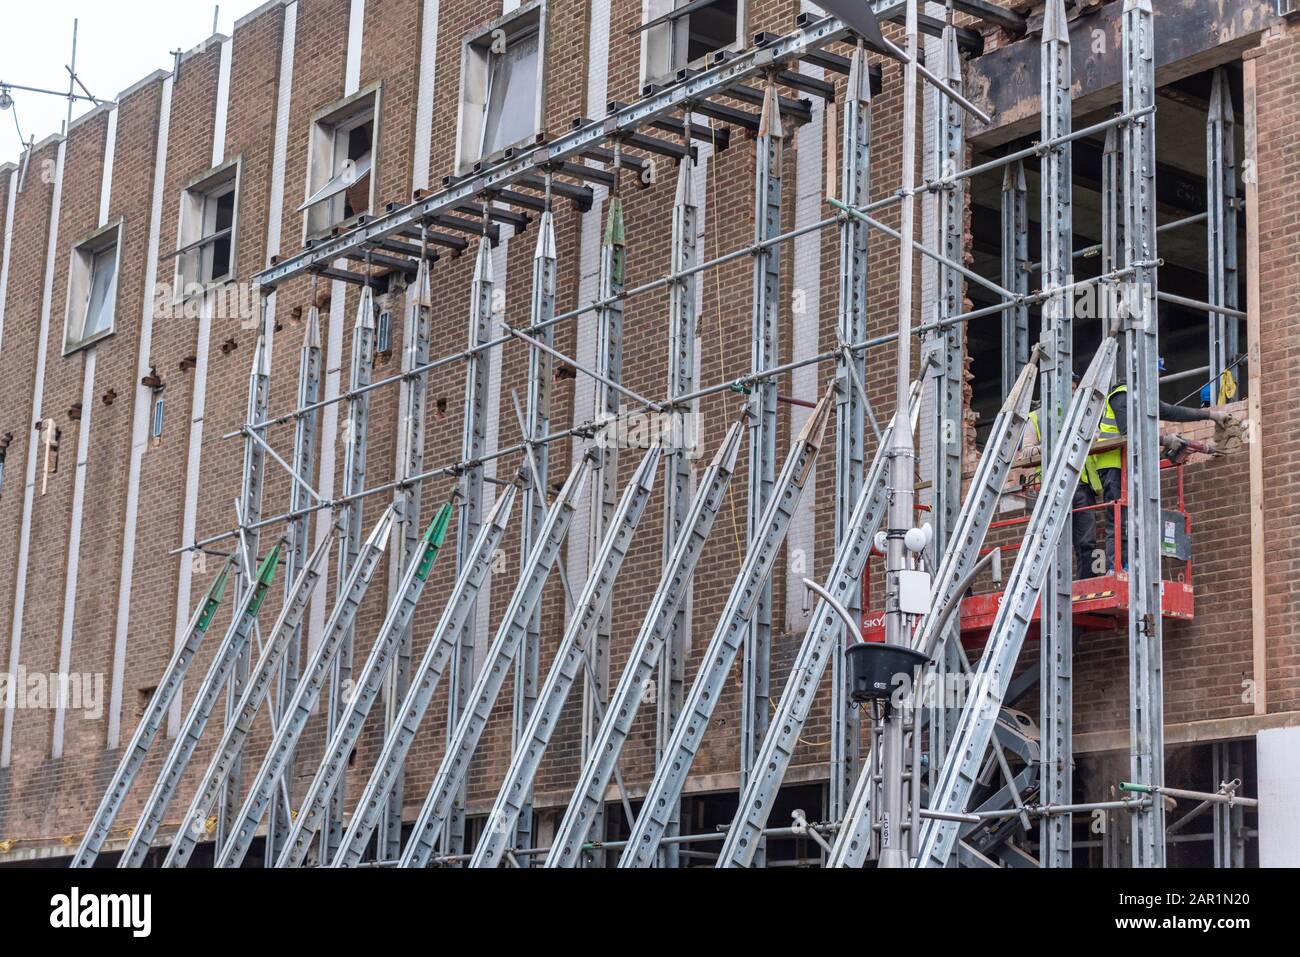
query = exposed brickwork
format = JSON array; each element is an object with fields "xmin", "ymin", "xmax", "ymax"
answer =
[{"xmin": 0, "ymin": 0, "xmax": 1289, "ymax": 859}]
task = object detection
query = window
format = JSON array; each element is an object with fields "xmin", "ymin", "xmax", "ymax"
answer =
[
  {"xmin": 171, "ymin": 158, "xmax": 241, "ymax": 296},
  {"xmin": 640, "ymin": 0, "xmax": 745, "ymax": 87},
  {"xmin": 63, "ymin": 221, "xmax": 123, "ymax": 354},
  {"xmin": 456, "ymin": 2, "xmax": 547, "ymax": 173},
  {"xmin": 301, "ymin": 86, "xmax": 381, "ymax": 238}
]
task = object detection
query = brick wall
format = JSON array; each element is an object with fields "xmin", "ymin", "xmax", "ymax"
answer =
[{"xmin": 0, "ymin": 0, "xmax": 1288, "ymax": 857}]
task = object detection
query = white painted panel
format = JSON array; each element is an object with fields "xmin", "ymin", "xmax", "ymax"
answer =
[
  {"xmin": 212, "ymin": 39, "xmax": 235, "ymax": 167},
  {"xmin": 98, "ymin": 107, "xmax": 119, "ymax": 228},
  {"xmin": 52, "ymin": 349, "xmax": 97, "ymax": 758},
  {"xmin": 1, "ymin": 138, "xmax": 66, "ymax": 767},
  {"xmin": 109, "ymin": 77, "xmax": 173, "ymax": 748},
  {"xmin": 0, "ymin": 170, "xmax": 18, "ymax": 352},
  {"xmin": 262, "ymin": 0, "xmax": 300, "ymax": 368},
  {"xmin": 567, "ymin": 0, "xmax": 612, "ymax": 582},
  {"xmin": 411, "ymin": 0, "xmax": 441, "ymax": 192},
  {"xmin": 309, "ymin": 280, "xmax": 348, "ymax": 651},
  {"xmin": 1258, "ymin": 726, "xmax": 1300, "ymax": 866},
  {"xmin": 785, "ymin": 60, "xmax": 824, "ymax": 633},
  {"xmin": 345, "ymin": 0, "xmax": 367, "ymax": 96}
]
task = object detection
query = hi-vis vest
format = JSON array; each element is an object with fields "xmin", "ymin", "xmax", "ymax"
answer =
[
  {"xmin": 1029, "ymin": 407, "xmax": 1104, "ymax": 495},
  {"xmin": 1093, "ymin": 384, "xmax": 1126, "ymax": 473}
]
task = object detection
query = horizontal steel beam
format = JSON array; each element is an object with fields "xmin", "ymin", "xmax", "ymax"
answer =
[{"xmin": 254, "ymin": 14, "xmax": 859, "ymax": 290}]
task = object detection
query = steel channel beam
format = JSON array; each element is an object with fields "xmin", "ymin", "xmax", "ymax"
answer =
[
  {"xmin": 1038, "ymin": 0, "xmax": 1076, "ymax": 870},
  {"xmin": 581, "ymin": 195, "xmax": 626, "ymax": 864},
  {"xmin": 1207, "ymin": 66, "xmax": 1240, "ymax": 402},
  {"xmin": 617, "ymin": 392, "xmax": 832, "ymax": 868},
  {"xmin": 719, "ymin": 381, "xmax": 923, "ymax": 868},
  {"xmin": 215, "ymin": 507, "xmax": 397, "ymax": 868},
  {"xmin": 512, "ymin": 208, "xmax": 556, "ymax": 863},
  {"xmin": 266, "ymin": 309, "xmax": 322, "ymax": 864},
  {"xmin": 830, "ymin": 45, "xmax": 872, "ymax": 827},
  {"xmin": 332, "ymin": 485, "xmax": 518, "ymax": 866},
  {"xmin": 276, "ymin": 504, "xmax": 453, "ymax": 867},
  {"xmin": 398, "ymin": 456, "xmax": 594, "ymax": 868},
  {"xmin": 380, "ymin": 259, "xmax": 433, "ymax": 860},
  {"xmin": 656, "ymin": 151, "xmax": 699, "ymax": 867},
  {"xmin": 471, "ymin": 448, "xmax": 662, "ymax": 867},
  {"xmin": 252, "ymin": 15, "xmax": 871, "ymax": 292},
  {"xmin": 1001, "ymin": 161, "xmax": 1030, "ymax": 400},
  {"xmin": 740, "ymin": 85, "xmax": 784, "ymax": 868},
  {"xmin": 547, "ymin": 424, "xmax": 743, "ymax": 867},
  {"xmin": 71, "ymin": 560, "xmax": 234, "ymax": 867},
  {"xmin": 1122, "ymin": 0, "xmax": 1166, "ymax": 869},
  {"xmin": 163, "ymin": 533, "xmax": 336, "ymax": 868},
  {"xmin": 925, "ymin": 20, "xmax": 967, "ymax": 789},
  {"xmin": 118, "ymin": 547, "xmax": 281, "ymax": 867},
  {"xmin": 320, "ymin": 287, "xmax": 376, "ymax": 861},
  {"xmin": 827, "ymin": 357, "xmax": 1039, "ymax": 867},
  {"xmin": 913, "ymin": 339, "xmax": 1118, "ymax": 868},
  {"xmin": 446, "ymin": 236, "xmax": 494, "ymax": 858},
  {"xmin": 220, "ymin": 332, "xmax": 270, "ymax": 849}
]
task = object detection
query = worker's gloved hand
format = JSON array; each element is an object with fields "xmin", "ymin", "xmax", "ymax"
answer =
[{"xmin": 1209, "ymin": 409, "xmax": 1237, "ymax": 426}]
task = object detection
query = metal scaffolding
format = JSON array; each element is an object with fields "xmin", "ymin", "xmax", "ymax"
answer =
[{"xmin": 81, "ymin": 0, "xmax": 1213, "ymax": 870}]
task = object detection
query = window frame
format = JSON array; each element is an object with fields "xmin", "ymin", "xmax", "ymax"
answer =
[
  {"xmin": 62, "ymin": 219, "xmax": 125, "ymax": 356},
  {"xmin": 455, "ymin": 1, "xmax": 549, "ymax": 175},
  {"xmin": 301, "ymin": 83, "xmax": 383, "ymax": 241},
  {"xmin": 170, "ymin": 155, "xmax": 243, "ymax": 300},
  {"xmin": 639, "ymin": 0, "xmax": 747, "ymax": 89}
]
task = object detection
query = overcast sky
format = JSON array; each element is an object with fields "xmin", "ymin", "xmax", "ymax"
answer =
[{"xmin": 1, "ymin": 1, "xmax": 269, "ymax": 164}]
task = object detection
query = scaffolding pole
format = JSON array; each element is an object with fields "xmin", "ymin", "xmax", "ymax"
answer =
[
  {"xmin": 830, "ymin": 43, "xmax": 872, "ymax": 827},
  {"xmin": 1039, "ymin": 0, "xmax": 1075, "ymax": 870},
  {"xmin": 1122, "ymin": 0, "xmax": 1166, "ymax": 869}
]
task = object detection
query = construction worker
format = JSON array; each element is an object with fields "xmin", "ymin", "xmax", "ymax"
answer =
[
  {"xmin": 1079, "ymin": 360, "xmax": 1237, "ymax": 575},
  {"xmin": 1029, "ymin": 372, "xmax": 1107, "ymax": 579}
]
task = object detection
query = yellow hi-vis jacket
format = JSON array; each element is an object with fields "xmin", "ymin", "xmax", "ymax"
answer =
[
  {"xmin": 1028, "ymin": 407, "xmax": 1105, "ymax": 495},
  {"xmin": 1093, "ymin": 384, "xmax": 1127, "ymax": 473}
]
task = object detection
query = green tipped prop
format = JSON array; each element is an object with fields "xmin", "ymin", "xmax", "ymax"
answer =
[{"xmin": 414, "ymin": 503, "xmax": 454, "ymax": 582}]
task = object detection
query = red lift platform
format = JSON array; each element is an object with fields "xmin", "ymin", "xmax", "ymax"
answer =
[{"xmin": 860, "ymin": 453, "xmax": 1196, "ymax": 646}]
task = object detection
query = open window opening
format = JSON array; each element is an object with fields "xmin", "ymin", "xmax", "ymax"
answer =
[
  {"xmin": 171, "ymin": 158, "xmax": 241, "ymax": 296},
  {"xmin": 302, "ymin": 86, "xmax": 380, "ymax": 238},
  {"xmin": 456, "ymin": 2, "xmax": 547, "ymax": 174},
  {"xmin": 63, "ymin": 220, "xmax": 123, "ymax": 354},
  {"xmin": 968, "ymin": 62, "xmax": 1249, "ymax": 446},
  {"xmin": 640, "ymin": 0, "xmax": 746, "ymax": 88}
]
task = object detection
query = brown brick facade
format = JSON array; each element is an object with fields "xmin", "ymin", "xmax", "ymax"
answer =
[{"xmin": 0, "ymin": 0, "xmax": 1291, "ymax": 860}]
